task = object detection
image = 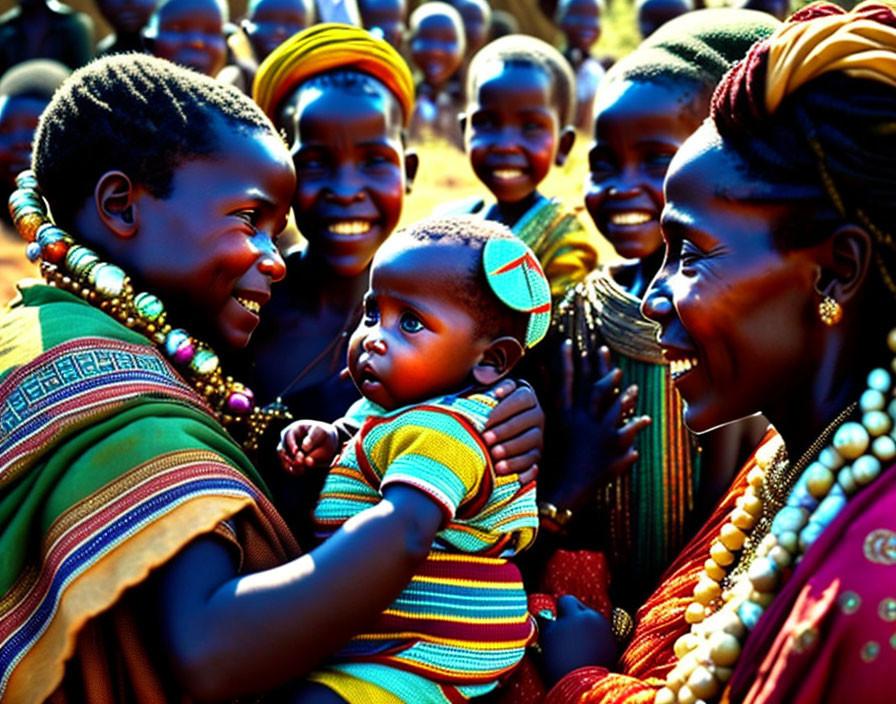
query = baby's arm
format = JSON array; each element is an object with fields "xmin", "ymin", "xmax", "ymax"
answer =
[
  {"xmin": 381, "ymin": 484, "xmax": 444, "ymax": 564},
  {"xmin": 278, "ymin": 420, "xmax": 341, "ymax": 474}
]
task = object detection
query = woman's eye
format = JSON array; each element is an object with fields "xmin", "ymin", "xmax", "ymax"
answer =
[
  {"xmin": 400, "ymin": 312, "xmax": 424, "ymax": 333},
  {"xmin": 679, "ymin": 241, "xmax": 703, "ymax": 269}
]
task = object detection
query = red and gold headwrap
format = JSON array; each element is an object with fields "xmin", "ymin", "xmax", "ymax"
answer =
[
  {"xmin": 716, "ymin": 1, "xmax": 896, "ymax": 121},
  {"xmin": 252, "ymin": 23, "xmax": 415, "ymax": 125},
  {"xmin": 764, "ymin": 1, "xmax": 896, "ymax": 114}
]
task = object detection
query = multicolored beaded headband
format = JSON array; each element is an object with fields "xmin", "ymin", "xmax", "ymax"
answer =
[
  {"xmin": 8, "ymin": 170, "xmax": 290, "ymax": 452},
  {"xmin": 482, "ymin": 238, "xmax": 552, "ymax": 348}
]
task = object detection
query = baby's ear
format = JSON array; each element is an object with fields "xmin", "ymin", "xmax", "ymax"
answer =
[
  {"xmin": 472, "ymin": 336, "xmax": 525, "ymax": 385},
  {"xmin": 555, "ymin": 126, "xmax": 576, "ymax": 167}
]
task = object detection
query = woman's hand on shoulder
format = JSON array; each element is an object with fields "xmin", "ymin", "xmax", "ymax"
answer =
[{"xmin": 483, "ymin": 379, "xmax": 545, "ymax": 484}]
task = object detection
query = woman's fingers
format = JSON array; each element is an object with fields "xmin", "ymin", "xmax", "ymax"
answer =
[
  {"xmin": 488, "ymin": 427, "xmax": 542, "ymax": 460},
  {"xmin": 484, "ymin": 383, "xmax": 538, "ymax": 431},
  {"xmin": 616, "ymin": 414, "xmax": 652, "ymax": 451},
  {"xmin": 484, "ymin": 406, "xmax": 545, "ymax": 452},
  {"xmin": 517, "ymin": 463, "xmax": 539, "ymax": 485},
  {"xmin": 494, "ymin": 449, "xmax": 541, "ymax": 476}
]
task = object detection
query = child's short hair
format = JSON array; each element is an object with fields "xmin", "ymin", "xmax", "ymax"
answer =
[
  {"xmin": 409, "ymin": 1, "xmax": 465, "ymax": 42},
  {"xmin": 389, "ymin": 215, "xmax": 531, "ymax": 346},
  {"xmin": 0, "ymin": 59, "xmax": 71, "ymax": 102},
  {"xmin": 466, "ymin": 34, "xmax": 575, "ymax": 125},
  {"xmin": 151, "ymin": 0, "xmax": 230, "ymax": 23},
  {"xmin": 34, "ymin": 54, "xmax": 273, "ymax": 227}
]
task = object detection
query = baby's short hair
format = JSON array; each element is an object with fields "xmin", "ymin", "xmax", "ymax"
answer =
[
  {"xmin": 466, "ymin": 34, "xmax": 575, "ymax": 125},
  {"xmin": 33, "ymin": 54, "xmax": 274, "ymax": 228},
  {"xmin": 389, "ymin": 215, "xmax": 531, "ymax": 345}
]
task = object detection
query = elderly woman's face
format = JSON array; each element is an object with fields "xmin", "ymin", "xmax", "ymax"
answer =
[{"xmin": 642, "ymin": 123, "xmax": 821, "ymax": 433}]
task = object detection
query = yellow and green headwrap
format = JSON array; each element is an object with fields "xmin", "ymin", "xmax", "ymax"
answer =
[{"xmin": 253, "ymin": 23, "xmax": 415, "ymax": 125}]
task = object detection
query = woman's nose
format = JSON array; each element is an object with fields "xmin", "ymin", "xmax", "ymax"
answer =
[{"xmin": 641, "ymin": 275, "xmax": 674, "ymax": 323}]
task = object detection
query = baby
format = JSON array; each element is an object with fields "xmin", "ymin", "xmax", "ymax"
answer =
[{"xmin": 280, "ymin": 215, "xmax": 550, "ymax": 703}]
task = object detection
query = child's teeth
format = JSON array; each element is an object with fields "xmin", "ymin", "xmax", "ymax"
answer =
[
  {"xmin": 328, "ymin": 220, "xmax": 372, "ymax": 236},
  {"xmin": 493, "ymin": 169, "xmax": 524, "ymax": 179},
  {"xmin": 610, "ymin": 212, "xmax": 651, "ymax": 226}
]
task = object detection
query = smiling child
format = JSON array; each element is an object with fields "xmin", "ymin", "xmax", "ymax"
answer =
[
  {"xmin": 407, "ymin": 1, "xmax": 466, "ymax": 146},
  {"xmin": 550, "ymin": 8, "xmax": 779, "ymax": 609},
  {"xmin": 143, "ymin": 0, "xmax": 228, "ymax": 76},
  {"xmin": 247, "ymin": 24, "xmax": 418, "ymax": 430},
  {"xmin": 448, "ymin": 35, "xmax": 600, "ymax": 298},
  {"xmin": 279, "ymin": 215, "xmax": 555, "ymax": 703}
]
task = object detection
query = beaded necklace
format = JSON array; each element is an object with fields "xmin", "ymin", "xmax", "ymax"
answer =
[
  {"xmin": 8, "ymin": 170, "xmax": 290, "ymax": 452},
  {"xmin": 654, "ymin": 334, "xmax": 896, "ymax": 704}
]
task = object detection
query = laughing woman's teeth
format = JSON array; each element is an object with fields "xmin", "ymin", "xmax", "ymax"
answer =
[
  {"xmin": 328, "ymin": 220, "xmax": 372, "ymax": 236},
  {"xmin": 610, "ymin": 212, "xmax": 651, "ymax": 226},
  {"xmin": 235, "ymin": 297, "xmax": 261, "ymax": 314},
  {"xmin": 670, "ymin": 357, "xmax": 699, "ymax": 379}
]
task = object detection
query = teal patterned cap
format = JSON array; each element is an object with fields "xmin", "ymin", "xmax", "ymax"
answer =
[{"xmin": 482, "ymin": 238, "xmax": 552, "ymax": 348}]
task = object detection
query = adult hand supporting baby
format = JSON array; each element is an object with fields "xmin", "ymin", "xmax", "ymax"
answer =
[{"xmin": 483, "ymin": 379, "xmax": 545, "ymax": 484}]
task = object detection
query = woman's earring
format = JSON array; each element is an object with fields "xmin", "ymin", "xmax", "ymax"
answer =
[{"xmin": 819, "ymin": 295, "xmax": 843, "ymax": 326}]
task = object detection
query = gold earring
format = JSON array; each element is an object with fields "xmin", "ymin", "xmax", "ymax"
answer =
[{"xmin": 819, "ymin": 295, "xmax": 843, "ymax": 326}]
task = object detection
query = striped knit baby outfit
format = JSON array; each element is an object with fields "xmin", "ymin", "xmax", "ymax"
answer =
[{"xmin": 309, "ymin": 388, "xmax": 538, "ymax": 703}]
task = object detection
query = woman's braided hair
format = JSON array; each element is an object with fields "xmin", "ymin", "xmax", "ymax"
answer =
[
  {"xmin": 709, "ymin": 2, "xmax": 896, "ymax": 298},
  {"xmin": 34, "ymin": 54, "xmax": 275, "ymax": 228}
]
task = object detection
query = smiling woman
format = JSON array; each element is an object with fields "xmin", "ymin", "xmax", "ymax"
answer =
[
  {"xmin": 538, "ymin": 9, "xmax": 778, "ymax": 620},
  {"xmin": 544, "ymin": 3, "xmax": 896, "ymax": 703}
]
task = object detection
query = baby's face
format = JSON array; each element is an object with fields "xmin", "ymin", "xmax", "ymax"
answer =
[{"xmin": 348, "ymin": 243, "xmax": 490, "ymax": 410}]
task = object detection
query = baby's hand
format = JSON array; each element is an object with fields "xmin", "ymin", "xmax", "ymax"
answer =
[
  {"xmin": 277, "ymin": 420, "xmax": 340, "ymax": 475},
  {"xmin": 537, "ymin": 595, "xmax": 616, "ymax": 687}
]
